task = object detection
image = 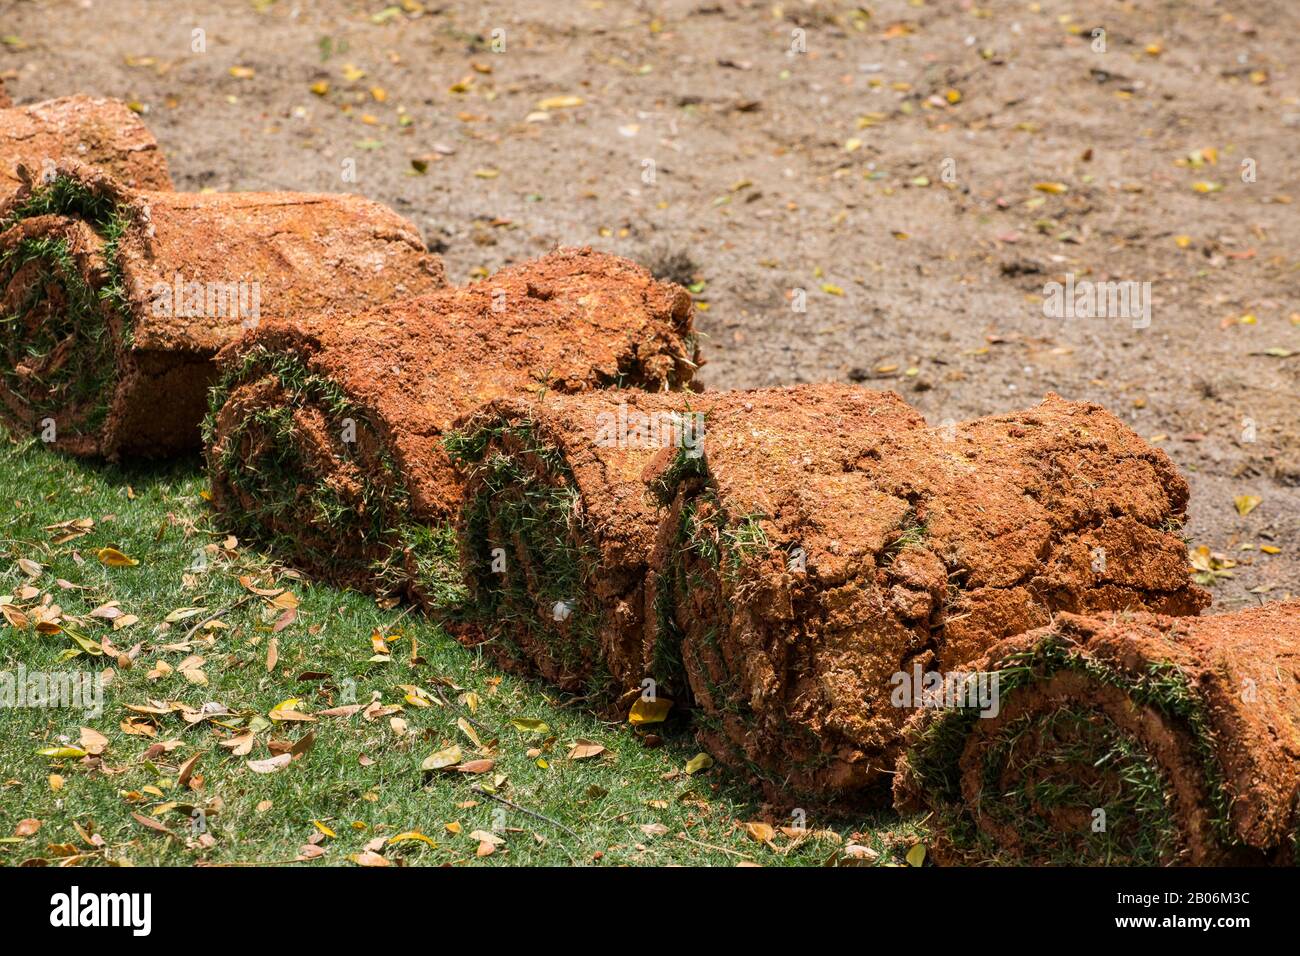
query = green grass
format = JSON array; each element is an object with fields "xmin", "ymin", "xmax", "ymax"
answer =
[{"xmin": 0, "ymin": 432, "xmax": 920, "ymax": 866}]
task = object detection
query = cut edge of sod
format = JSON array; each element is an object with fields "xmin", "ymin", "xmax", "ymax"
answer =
[
  {"xmin": 898, "ymin": 629, "xmax": 1241, "ymax": 865},
  {"xmin": 0, "ymin": 170, "xmax": 137, "ymax": 443},
  {"xmin": 448, "ymin": 418, "xmax": 610, "ymax": 698},
  {"xmin": 204, "ymin": 344, "xmax": 467, "ymax": 611}
]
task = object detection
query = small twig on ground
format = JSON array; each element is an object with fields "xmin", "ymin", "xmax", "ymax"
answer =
[
  {"xmin": 374, "ymin": 602, "xmax": 415, "ymax": 636},
  {"xmin": 676, "ymin": 833, "xmax": 754, "ymax": 860},
  {"xmin": 182, "ymin": 593, "xmax": 255, "ymax": 642},
  {"xmin": 469, "ymin": 785, "xmax": 582, "ymax": 843}
]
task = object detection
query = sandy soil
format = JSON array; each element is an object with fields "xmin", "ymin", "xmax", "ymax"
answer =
[{"xmin": 3, "ymin": 0, "xmax": 1296, "ymax": 607}]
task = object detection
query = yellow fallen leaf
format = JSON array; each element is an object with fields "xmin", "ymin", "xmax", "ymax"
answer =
[
  {"xmin": 537, "ymin": 95, "xmax": 584, "ymax": 110},
  {"xmin": 38, "ymin": 747, "xmax": 88, "ymax": 759},
  {"xmin": 1033, "ymin": 182, "xmax": 1069, "ymax": 194},
  {"xmin": 821, "ymin": 283, "xmax": 844, "ymax": 296},
  {"xmin": 744, "ymin": 821, "xmax": 776, "ymax": 842},
  {"xmin": 421, "ymin": 745, "xmax": 463, "ymax": 771},
  {"xmin": 685, "ymin": 752, "xmax": 713, "ymax": 775},
  {"xmin": 510, "ymin": 717, "xmax": 549, "ymax": 734},
  {"xmin": 309, "ymin": 80, "xmax": 329, "ymax": 96},
  {"xmin": 311, "ymin": 820, "xmax": 336, "ymax": 838},
  {"xmin": 628, "ymin": 697, "xmax": 672, "ymax": 725},
  {"xmin": 1260, "ymin": 545, "xmax": 1281, "ymax": 555},
  {"xmin": 228, "ymin": 66, "xmax": 255, "ymax": 79},
  {"xmin": 96, "ymin": 548, "xmax": 139, "ymax": 567},
  {"xmin": 387, "ymin": 831, "xmax": 438, "ymax": 847},
  {"xmin": 906, "ymin": 843, "xmax": 927, "ymax": 866},
  {"xmin": 1235, "ymin": 495, "xmax": 1262, "ymax": 517},
  {"xmin": 1192, "ymin": 181, "xmax": 1222, "ymax": 194}
]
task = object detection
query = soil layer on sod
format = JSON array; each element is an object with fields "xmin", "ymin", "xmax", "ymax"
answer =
[
  {"xmin": 450, "ymin": 389, "xmax": 708, "ymax": 698},
  {"xmin": 447, "ymin": 384, "xmax": 1206, "ymax": 804},
  {"xmin": 647, "ymin": 388, "xmax": 1207, "ymax": 806},
  {"xmin": 0, "ymin": 161, "xmax": 445, "ymax": 458},
  {"xmin": 206, "ymin": 247, "xmax": 698, "ymax": 610},
  {"xmin": 893, "ymin": 602, "xmax": 1300, "ymax": 865},
  {"xmin": 1, "ymin": 95, "xmax": 172, "ymax": 199}
]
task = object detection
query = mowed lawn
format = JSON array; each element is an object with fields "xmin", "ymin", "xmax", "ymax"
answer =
[{"xmin": 0, "ymin": 431, "xmax": 920, "ymax": 867}]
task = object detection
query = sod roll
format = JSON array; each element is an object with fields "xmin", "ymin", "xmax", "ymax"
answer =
[
  {"xmin": 1, "ymin": 95, "xmax": 172, "ymax": 199},
  {"xmin": 0, "ymin": 161, "xmax": 445, "ymax": 457},
  {"xmin": 450, "ymin": 389, "xmax": 708, "ymax": 697},
  {"xmin": 648, "ymin": 388, "xmax": 1207, "ymax": 804},
  {"xmin": 893, "ymin": 603, "xmax": 1300, "ymax": 865},
  {"xmin": 205, "ymin": 247, "xmax": 698, "ymax": 607}
]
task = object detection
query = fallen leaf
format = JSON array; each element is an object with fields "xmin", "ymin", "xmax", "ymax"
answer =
[
  {"xmin": 685, "ymin": 752, "xmax": 714, "ymax": 775},
  {"xmin": 568, "ymin": 740, "xmax": 606, "ymax": 761},
  {"xmin": 509, "ymin": 717, "xmax": 549, "ymax": 734},
  {"xmin": 79, "ymin": 727, "xmax": 109, "ymax": 756},
  {"xmin": 1235, "ymin": 495, "xmax": 1262, "ymax": 517},
  {"xmin": 628, "ymin": 697, "xmax": 672, "ymax": 725},
  {"xmin": 537, "ymin": 95, "xmax": 584, "ymax": 110},
  {"xmin": 421, "ymin": 745, "xmax": 463, "ymax": 771},
  {"xmin": 744, "ymin": 821, "xmax": 776, "ymax": 843},
  {"xmin": 96, "ymin": 548, "xmax": 139, "ymax": 567},
  {"xmin": 247, "ymin": 753, "xmax": 292, "ymax": 774}
]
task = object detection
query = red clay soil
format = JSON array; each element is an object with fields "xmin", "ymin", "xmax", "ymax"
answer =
[
  {"xmin": 649, "ymin": 387, "xmax": 1207, "ymax": 806},
  {"xmin": 451, "ymin": 389, "xmax": 709, "ymax": 696},
  {"xmin": 0, "ymin": 79, "xmax": 10, "ymax": 109},
  {"xmin": 0, "ymin": 160, "xmax": 444, "ymax": 457},
  {"xmin": 205, "ymin": 248, "xmax": 698, "ymax": 600},
  {"xmin": 0, "ymin": 95, "xmax": 172, "ymax": 199},
  {"xmin": 893, "ymin": 602, "xmax": 1300, "ymax": 865}
]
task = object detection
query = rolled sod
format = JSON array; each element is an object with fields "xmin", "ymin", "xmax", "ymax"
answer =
[
  {"xmin": 893, "ymin": 602, "xmax": 1300, "ymax": 865},
  {"xmin": 647, "ymin": 388, "xmax": 1207, "ymax": 804},
  {"xmin": 205, "ymin": 247, "xmax": 698, "ymax": 608},
  {"xmin": 1, "ymin": 95, "xmax": 173, "ymax": 199},
  {"xmin": 449, "ymin": 389, "xmax": 708, "ymax": 697},
  {"xmin": 0, "ymin": 161, "xmax": 445, "ymax": 457}
]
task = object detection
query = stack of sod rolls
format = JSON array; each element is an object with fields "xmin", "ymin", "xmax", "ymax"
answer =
[
  {"xmin": 893, "ymin": 602, "xmax": 1300, "ymax": 865},
  {"xmin": 0, "ymin": 161, "xmax": 445, "ymax": 457},
  {"xmin": 449, "ymin": 386, "xmax": 1208, "ymax": 803},
  {"xmin": 1, "ymin": 95, "xmax": 173, "ymax": 199},
  {"xmin": 204, "ymin": 247, "xmax": 698, "ymax": 608}
]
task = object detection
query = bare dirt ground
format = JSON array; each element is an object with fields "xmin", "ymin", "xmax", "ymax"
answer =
[{"xmin": 3, "ymin": 0, "xmax": 1296, "ymax": 609}]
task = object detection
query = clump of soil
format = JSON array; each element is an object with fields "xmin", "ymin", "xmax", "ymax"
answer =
[
  {"xmin": 649, "ymin": 387, "xmax": 1207, "ymax": 806},
  {"xmin": 0, "ymin": 160, "xmax": 443, "ymax": 457},
  {"xmin": 0, "ymin": 79, "xmax": 11, "ymax": 109},
  {"xmin": 450, "ymin": 389, "xmax": 708, "ymax": 697},
  {"xmin": 1, "ymin": 95, "xmax": 172, "ymax": 199},
  {"xmin": 206, "ymin": 248, "xmax": 698, "ymax": 607},
  {"xmin": 894, "ymin": 602, "xmax": 1300, "ymax": 865}
]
